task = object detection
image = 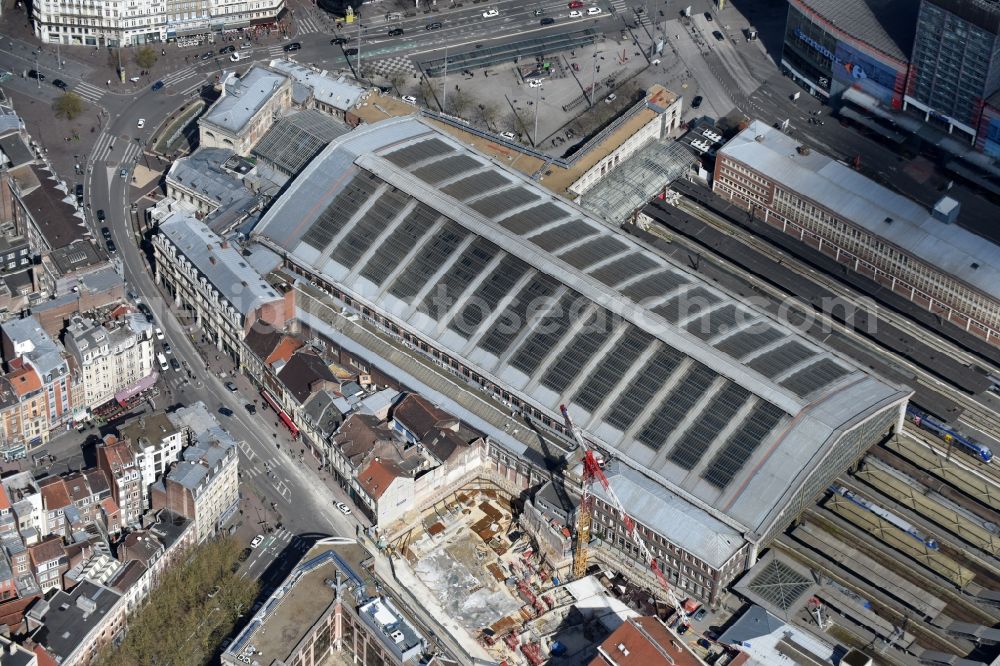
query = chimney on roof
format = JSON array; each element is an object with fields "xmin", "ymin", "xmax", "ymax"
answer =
[
  {"xmin": 796, "ymin": 145, "xmax": 811, "ymax": 155},
  {"xmin": 209, "ymin": 256, "xmax": 216, "ymax": 265},
  {"xmin": 220, "ymin": 240, "xmax": 229, "ymax": 249}
]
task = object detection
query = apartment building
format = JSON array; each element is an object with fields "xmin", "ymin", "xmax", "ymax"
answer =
[
  {"xmin": 117, "ymin": 411, "xmax": 185, "ymax": 506},
  {"xmin": 152, "ymin": 212, "xmax": 293, "ymax": 366},
  {"xmin": 713, "ymin": 120, "xmax": 1000, "ymax": 345},
  {"xmin": 63, "ymin": 313, "xmax": 155, "ymax": 409},
  {"xmin": 96, "ymin": 436, "xmax": 144, "ymax": 529},
  {"xmin": 151, "ymin": 403, "xmax": 239, "ymax": 542},
  {"xmin": 32, "ymin": 0, "xmax": 285, "ymax": 47},
  {"xmin": 1, "ymin": 316, "xmax": 76, "ymax": 441}
]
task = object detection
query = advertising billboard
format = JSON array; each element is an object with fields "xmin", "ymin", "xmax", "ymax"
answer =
[{"xmin": 832, "ymin": 41, "xmax": 906, "ymax": 109}]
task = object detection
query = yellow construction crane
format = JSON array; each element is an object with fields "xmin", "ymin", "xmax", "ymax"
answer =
[{"xmin": 560, "ymin": 404, "xmax": 691, "ymax": 625}]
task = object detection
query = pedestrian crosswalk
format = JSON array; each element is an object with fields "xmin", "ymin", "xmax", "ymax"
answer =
[
  {"xmin": 161, "ymin": 65, "xmax": 198, "ymax": 88},
  {"xmin": 266, "ymin": 44, "xmax": 287, "ymax": 58},
  {"xmin": 119, "ymin": 140, "xmax": 142, "ymax": 169},
  {"xmin": 294, "ymin": 11, "xmax": 323, "ymax": 35},
  {"xmin": 73, "ymin": 81, "xmax": 104, "ymax": 103},
  {"xmin": 92, "ymin": 129, "xmax": 116, "ymax": 163}
]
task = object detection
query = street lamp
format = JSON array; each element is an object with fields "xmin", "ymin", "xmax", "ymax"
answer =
[{"xmin": 589, "ymin": 51, "xmax": 602, "ymax": 107}]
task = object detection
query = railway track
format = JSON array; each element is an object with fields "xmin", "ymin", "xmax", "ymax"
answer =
[
  {"xmin": 669, "ymin": 197, "xmax": 998, "ymax": 378},
  {"xmin": 651, "ymin": 196, "xmax": 1000, "ymax": 438}
]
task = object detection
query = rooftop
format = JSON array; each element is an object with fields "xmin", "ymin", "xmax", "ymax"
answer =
[
  {"xmin": 158, "ymin": 212, "xmax": 283, "ymax": 316},
  {"xmin": 267, "ymin": 60, "xmax": 367, "ymax": 111},
  {"xmin": 252, "ymin": 116, "xmax": 909, "ymax": 545},
  {"xmin": 590, "ymin": 616, "xmax": 705, "ymax": 666},
  {"xmin": 2, "ymin": 315, "xmax": 67, "ymax": 380},
  {"xmin": 252, "ymin": 109, "xmax": 351, "ymax": 176},
  {"xmin": 788, "ymin": 0, "xmax": 918, "ymax": 62},
  {"xmin": 167, "ymin": 147, "xmax": 255, "ymax": 210},
  {"xmin": 201, "ymin": 66, "xmax": 289, "ymax": 135},
  {"xmin": 30, "ymin": 580, "xmax": 122, "ymax": 662},
  {"xmin": 118, "ymin": 411, "xmax": 179, "ymax": 452},
  {"xmin": 226, "ymin": 543, "xmax": 412, "ymax": 664},
  {"xmin": 720, "ymin": 120, "xmax": 1000, "ymax": 301},
  {"xmin": 0, "ymin": 133, "xmax": 34, "ymax": 169},
  {"xmin": 47, "ymin": 239, "xmax": 106, "ymax": 276},
  {"xmin": 10, "ymin": 165, "xmax": 85, "ymax": 251}
]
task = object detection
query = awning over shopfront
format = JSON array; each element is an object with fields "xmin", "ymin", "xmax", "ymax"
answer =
[
  {"xmin": 116, "ymin": 372, "xmax": 158, "ymax": 404},
  {"xmin": 261, "ymin": 389, "xmax": 299, "ymax": 438}
]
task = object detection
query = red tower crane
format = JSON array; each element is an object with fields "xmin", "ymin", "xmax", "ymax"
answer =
[{"xmin": 560, "ymin": 405, "xmax": 690, "ymax": 625}]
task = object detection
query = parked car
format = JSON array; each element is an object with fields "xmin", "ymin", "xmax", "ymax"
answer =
[
  {"xmin": 482, "ymin": 9, "xmax": 499, "ymax": 18},
  {"xmin": 691, "ymin": 95, "xmax": 703, "ymax": 109},
  {"xmin": 163, "ymin": 342, "xmax": 172, "ymax": 354},
  {"xmin": 250, "ymin": 535, "xmax": 263, "ymax": 548},
  {"xmin": 75, "ymin": 183, "xmax": 84, "ymax": 203},
  {"xmin": 283, "ymin": 42, "xmax": 301, "ymax": 52},
  {"xmin": 499, "ymin": 131, "xmax": 517, "ymax": 140},
  {"xmin": 568, "ymin": 0, "xmax": 584, "ymax": 7},
  {"xmin": 388, "ymin": 27, "xmax": 404, "ymax": 36},
  {"xmin": 106, "ymin": 240, "xmax": 117, "ymax": 253},
  {"xmin": 28, "ymin": 70, "xmax": 44, "ymax": 81},
  {"xmin": 425, "ymin": 22, "xmax": 442, "ymax": 30},
  {"xmin": 713, "ymin": 30, "xmax": 724, "ymax": 41},
  {"xmin": 587, "ymin": 6, "xmax": 602, "ymax": 15},
  {"xmin": 219, "ymin": 45, "xmax": 235, "ymax": 54},
  {"xmin": 155, "ymin": 327, "xmax": 164, "ymax": 340},
  {"xmin": 569, "ymin": 10, "xmax": 583, "ymax": 17},
  {"xmin": 225, "ymin": 381, "xmax": 238, "ymax": 392},
  {"xmin": 169, "ymin": 358, "xmax": 181, "ymax": 371},
  {"xmin": 335, "ymin": 502, "xmax": 352, "ymax": 515},
  {"xmin": 151, "ymin": 80, "xmax": 164, "ymax": 91},
  {"xmin": 52, "ymin": 79, "xmax": 67, "ymax": 90},
  {"xmin": 605, "ymin": 93, "xmax": 617, "ymax": 103},
  {"xmin": 238, "ymin": 547, "xmax": 252, "ymax": 561},
  {"xmin": 219, "ymin": 406, "xmax": 234, "ymax": 417},
  {"xmin": 96, "ymin": 210, "xmax": 106, "ymax": 222},
  {"xmin": 401, "ymin": 95, "xmax": 417, "ymax": 104},
  {"xmin": 201, "ymin": 51, "xmax": 213, "ymax": 60},
  {"xmin": 540, "ymin": 17, "xmax": 555, "ymax": 25},
  {"xmin": 704, "ymin": 11, "xmax": 713, "ymax": 21},
  {"xmin": 244, "ymin": 403, "xmax": 256, "ymax": 415},
  {"xmin": 101, "ymin": 226, "xmax": 111, "ymax": 240}
]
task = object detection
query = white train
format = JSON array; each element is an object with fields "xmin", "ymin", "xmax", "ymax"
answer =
[{"xmin": 830, "ymin": 485, "xmax": 939, "ymax": 550}]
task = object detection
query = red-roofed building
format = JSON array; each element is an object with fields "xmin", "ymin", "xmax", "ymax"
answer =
[
  {"xmin": 38, "ymin": 477, "xmax": 71, "ymax": 538},
  {"xmin": 354, "ymin": 458, "xmax": 412, "ymax": 526},
  {"xmin": 27, "ymin": 535, "xmax": 68, "ymax": 592},
  {"xmin": 589, "ymin": 617, "xmax": 707, "ymax": 666}
]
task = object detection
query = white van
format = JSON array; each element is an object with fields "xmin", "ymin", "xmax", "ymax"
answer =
[{"xmin": 157, "ymin": 353, "xmax": 168, "ymax": 372}]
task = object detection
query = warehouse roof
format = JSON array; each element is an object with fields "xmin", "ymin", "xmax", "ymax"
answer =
[
  {"xmin": 253, "ymin": 116, "xmax": 907, "ymax": 541},
  {"xmin": 720, "ymin": 120, "xmax": 1000, "ymax": 301},
  {"xmin": 252, "ymin": 109, "xmax": 350, "ymax": 176}
]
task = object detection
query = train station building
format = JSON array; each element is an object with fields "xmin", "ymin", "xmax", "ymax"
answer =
[
  {"xmin": 712, "ymin": 120, "xmax": 1000, "ymax": 346},
  {"xmin": 251, "ymin": 116, "xmax": 910, "ymax": 600}
]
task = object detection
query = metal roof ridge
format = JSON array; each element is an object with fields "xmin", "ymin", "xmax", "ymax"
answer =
[{"xmin": 354, "ymin": 150, "xmax": 805, "ymax": 416}]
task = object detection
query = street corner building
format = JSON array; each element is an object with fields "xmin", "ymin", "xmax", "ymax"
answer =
[{"xmin": 247, "ymin": 115, "xmax": 912, "ymax": 603}]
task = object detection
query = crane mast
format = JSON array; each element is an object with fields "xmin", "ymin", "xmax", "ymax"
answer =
[{"xmin": 560, "ymin": 405, "xmax": 690, "ymax": 624}]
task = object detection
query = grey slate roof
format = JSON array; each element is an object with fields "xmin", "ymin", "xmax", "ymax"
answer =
[
  {"xmin": 0, "ymin": 133, "xmax": 34, "ymax": 168},
  {"xmin": 159, "ymin": 212, "xmax": 282, "ymax": 316},
  {"xmin": 252, "ymin": 116, "xmax": 909, "ymax": 549},
  {"xmin": 720, "ymin": 120, "xmax": 1000, "ymax": 301},
  {"xmin": 167, "ymin": 147, "xmax": 253, "ymax": 209},
  {"xmin": 267, "ymin": 60, "xmax": 367, "ymax": 111},
  {"xmin": 202, "ymin": 66, "xmax": 288, "ymax": 134}
]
